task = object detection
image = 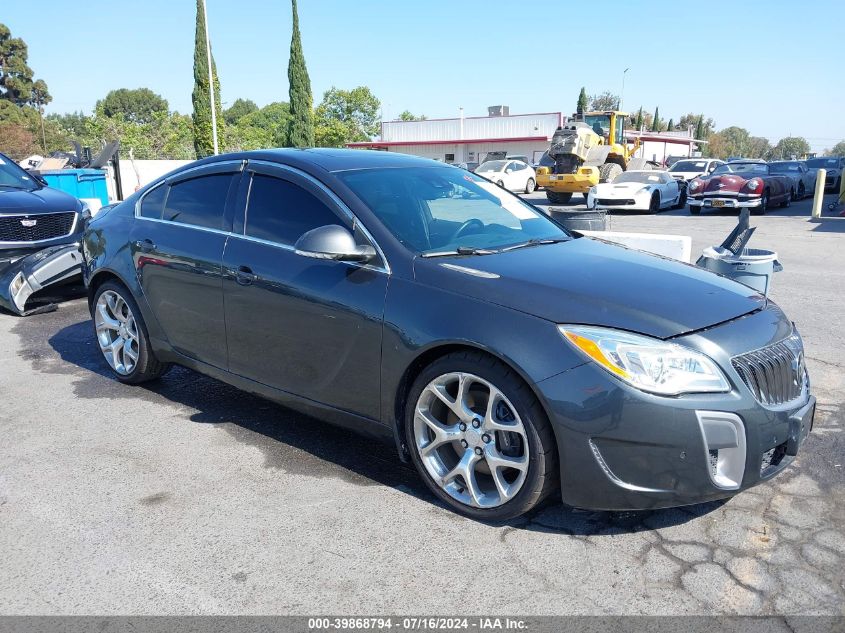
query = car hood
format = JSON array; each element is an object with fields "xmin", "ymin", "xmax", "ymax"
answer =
[
  {"xmin": 699, "ymin": 174, "xmax": 749, "ymax": 193},
  {"xmin": 414, "ymin": 237, "xmax": 764, "ymax": 339},
  {"xmin": 595, "ymin": 182, "xmax": 652, "ymax": 196},
  {"xmin": 0, "ymin": 186, "xmax": 81, "ymax": 214}
]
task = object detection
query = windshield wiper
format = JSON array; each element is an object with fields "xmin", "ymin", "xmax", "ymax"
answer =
[
  {"xmin": 422, "ymin": 246, "xmax": 498, "ymax": 258},
  {"xmin": 500, "ymin": 237, "xmax": 570, "ymax": 252}
]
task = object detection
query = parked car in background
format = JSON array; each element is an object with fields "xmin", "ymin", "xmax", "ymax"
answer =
[
  {"xmin": 805, "ymin": 157, "xmax": 844, "ymax": 193},
  {"xmin": 587, "ymin": 170, "xmax": 684, "ymax": 212},
  {"xmin": 452, "ymin": 162, "xmax": 479, "ymax": 172},
  {"xmin": 669, "ymin": 158, "xmax": 725, "ymax": 183},
  {"xmin": 83, "ymin": 148, "xmax": 814, "ymax": 520},
  {"xmin": 687, "ymin": 160, "xmax": 793, "ymax": 215},
  {"xmin": 0, "ymin": 152, "xmax": 90, "ymax": 315},
  {"xmin": 664, "ymin": 155, "xmax": 686, "ymax": 168},
  {"xmin": 769, "ymin": 160, "xmax": 815, "ymax": 199},
  {"xmin": 476, "ymin": 159, "xmax": 537, "ymax": 193}
]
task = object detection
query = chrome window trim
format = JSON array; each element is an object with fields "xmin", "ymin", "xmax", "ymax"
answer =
[
  {"xmin": 244, "ymin": 160, "xmax": 391, "ymax": 274},
  {"xmin": 0, "ymin": 210, "xmax": 79, "ymax": 245}
]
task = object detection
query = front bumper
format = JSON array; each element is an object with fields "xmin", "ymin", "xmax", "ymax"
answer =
[
  {"xmin": 0, "ymin": 244, "xmax": 84, "ymax": 315},
  {"xmin": 689, "ymin": 195, "xmax": 762, "ymax": 209},
  {"xmin": 535, "ymin": 307, "xmax": 814, "ymax": 510},
  {"xmin": 538, "ymin": 171, "xmax": 599, "ymax": 193}
]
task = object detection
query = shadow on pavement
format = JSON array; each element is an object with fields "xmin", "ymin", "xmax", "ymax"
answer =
[{"xmin": 42, "ymin": 312, "xmax": 723, "ymax": 535}]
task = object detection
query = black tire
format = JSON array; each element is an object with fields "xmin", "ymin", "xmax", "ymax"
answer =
[
  {"xmin": 796, "ymin": 182, "xmax": 805, "ymax": 200},
  {"xmin": 599, "ymin": 162, "xmax": 623, "ymax": 183},
  {"xmin": 496, "ymin": 180, "xmax": 505, "ymax": 188},
  {"xmin": 524, "ymin": 178, "xmax": 535, "ymax": 194},
  {"xmin": 752, "ymin": 191, "xmax": 769, "ymax": 215},
  {"xmin": 92, "ymin": 280, "xmax": 170, "ymax": 384},
  {"xmin": 689, "ymin": 204, "xmax": 701, "ymax": 215},
  {"xmin": 546, "ymin": 191, "xmax": 572, "ymax": 205},
  {"xmin": 672, "ymin": 188, "xmax": 687, "ymax": 210},
  {"xmin": 405, "ymin": 351, "xmax": 558, "ymax": 521},
  {"xmin": 648, "ymin": 192, "xmax": 660, "ymax": 214},
  {"xmin": 781, "ymin": 190, "xmax": 792, "ymax": 208}
]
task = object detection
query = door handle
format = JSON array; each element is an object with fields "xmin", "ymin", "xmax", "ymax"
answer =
[
  {"xmin": 235, "ymin": 265, "xmax": 258, "ymax": 285},
  {"xmin": 133, "ymin": 239, "xmax": 156, "ymax": 253}
]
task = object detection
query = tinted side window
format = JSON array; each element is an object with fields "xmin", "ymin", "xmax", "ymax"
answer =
[
  {"xmin": 245, "ymin": 174, "xmax": 342, "ymax": 245},
  {"xmin": 139, "ymin": 184, "xmax": 166, "ymax": 219},
  {"xmin": 163, "ymin": 174, "xmax": 234, "ymax": 230}
]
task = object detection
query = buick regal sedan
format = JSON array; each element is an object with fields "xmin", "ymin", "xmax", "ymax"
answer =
[{"xmin": 82, "ymin": 149, "xmax": 814, "ymax": 520}]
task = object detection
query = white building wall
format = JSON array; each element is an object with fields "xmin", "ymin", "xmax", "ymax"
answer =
[
  {"xmin": 381, "ymin": 113, "xmax": 562, "ymax": 143},
  {"xmin": 381, "ymin": 140, "xmax": 550, "ymax": 164}
]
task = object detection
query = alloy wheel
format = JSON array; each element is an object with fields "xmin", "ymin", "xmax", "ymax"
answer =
[
  {"xmin": 95, "ymin": 290, "xmax": 140, "ymax": 376},
  {"xmin": 413, "ymin": 372, "xmax": 529, "ymax": 509}
]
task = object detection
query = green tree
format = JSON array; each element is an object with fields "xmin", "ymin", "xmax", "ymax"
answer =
[
  {"xmin": 287, "ymin": 0, "xmax": 314, "ymax": 147},
  {"xmin": 314, "ymin": 86, "xmax": 380, "ymax": 146},
  {"xmin": 30, "ymin": 79, "xmax": 51, "ymax": 151},
  {"xmin": 0, "ymin": 121, "xmax": 38, "ymax": 158},
  {"xmin": 224, "ymin": 98, "xmax": 258, "ymax": 125},
  {"xmin": 191, "ymin": 0, "xmax": 224, "ymax": 157},
  {"xmin": 694, "ymin": 115, "xmax": 705, "ymax": 140},
  {"xmin": 399, "ymin": 110, "xmax": 426, "ymax": 121},
  {"xmin": 828, "ymin": 141, "xmax": 845, "ymax": 156},
  {"xmin": 666, "ymin": 118, "xmax": 674, "ymax": 132},
  {"xmin": 229, "ymin": 102, "xmax": 290, "ymax": 150},
  {"xmin": 747, "ymin": 136, "xmax": 771, "ymax": 159},
  {"xmin": 767, "ymin": 136, "xmax": 810, "ymax": 160},
  {"xmin": 577, "ymin": 87, "xmax": 588, "ymax": 114},
  {"xmin": 651, "ymin": 107, "xmax": 660, "ymax": 132},
  {"xmin": 589, "ymin": 91, "xmax": 619, "ymax": 111},
  {"xmin": 634, "ymin": 107, "xmax": 643, "ymax": 130},
  {"xmin": 98, "ymin": 88, "xmax": 168, "ymax": 124},
  {"xmin": 708, "ymin": 126, "xmax": 751, "ymax": 159},
  {"xmin": 0, "ymin": 23, "xmax": 49, "ymax": 107}
]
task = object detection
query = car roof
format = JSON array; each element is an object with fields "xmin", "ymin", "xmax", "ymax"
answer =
[{"xmin": 193, "ymin": 148, "xmax": 442, "ymax": 173}]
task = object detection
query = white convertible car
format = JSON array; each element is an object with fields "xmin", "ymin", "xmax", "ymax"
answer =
[{"xmin": 587, "ymin": 170, "xmax": 684, "ymax": 213}]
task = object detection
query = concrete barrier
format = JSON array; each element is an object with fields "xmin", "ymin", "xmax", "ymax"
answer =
[{"xmin": 580, "ymin": 230, "xmax": 692, "ymax": 262}]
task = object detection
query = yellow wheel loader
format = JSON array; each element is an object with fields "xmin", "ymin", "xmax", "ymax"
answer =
[{"xmin": 535, "ymin": 111, "xmax": 645, "ymax": 204}]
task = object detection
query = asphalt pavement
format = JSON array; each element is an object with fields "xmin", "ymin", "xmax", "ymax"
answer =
[{"xmin": 0, "ymin": 194, "xmax": 843, "ymax": 615}]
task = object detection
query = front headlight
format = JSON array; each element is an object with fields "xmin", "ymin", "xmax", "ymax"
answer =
[
  {"xmin": 689, "ymin": 180, "xmax": 701, "ymax": 190},
  {"xmin": 559, "ymin": 325, "xmax": 730, "ymax": 396}
]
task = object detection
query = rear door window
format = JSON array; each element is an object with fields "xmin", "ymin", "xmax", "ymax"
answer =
[{"xmin": 163, "ymin": 174, "xmax": 235, "ymax": 230}]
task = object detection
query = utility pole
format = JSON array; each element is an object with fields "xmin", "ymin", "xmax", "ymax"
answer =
[
  {"xmin": 619, "ymin": 68, "xmax": 630, "ymax": 111},
  {"xmin": 202, "ymin": 0, "xmax": 219, "ymax": 155}
]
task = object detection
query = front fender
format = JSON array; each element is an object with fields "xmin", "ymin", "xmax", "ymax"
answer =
[{"xmin": 0, "ymin": 244, "xmax": 84, "ymax": 316}]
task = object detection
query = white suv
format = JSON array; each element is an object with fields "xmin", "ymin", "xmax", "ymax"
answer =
[{"xmin": 668, "ymin": 158, "xmax": 726, "ymax": 182}]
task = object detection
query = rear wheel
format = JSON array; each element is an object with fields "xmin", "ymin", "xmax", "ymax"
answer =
[
  {"xmin": 405, "ymin": 352, "xmax": 558, "ymax": 521},
  {"xmin": 546, "ymin": 191, "xmax": 572, "ymax": 205},
  {"xmin": 524, "ymin": 178, "xmax": 535, "ymax": 194},
  {"xmin": 92, "ymin": 281, "xmax": 170, "ymax": 384},
  {"xmin": 796, "ymin": 182, "xmax": 805, "ymax": 200},
  {"xmin": 672, "ymin": 188, "xmax": 687, "ymax": 209},
  {"xmin": 599, "ymin": 162, "xmax": 623, "ymax": 183},
  {"xmin": 781, "ymin": 190, "xmax": 793, "ymax": 208}
]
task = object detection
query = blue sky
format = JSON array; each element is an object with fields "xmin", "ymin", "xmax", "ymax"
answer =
[{"xmin": 5, "ymin": 0, "xmax": 843, "ymax": 151}]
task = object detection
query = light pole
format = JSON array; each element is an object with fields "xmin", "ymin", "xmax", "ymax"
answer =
[
  {"xmin": 202, "ymin": 0, "xmax": 219, "ymax": 155},
  {"xmin": 619, "ymin": 68, "xmax": 630, "ymax": 111}
]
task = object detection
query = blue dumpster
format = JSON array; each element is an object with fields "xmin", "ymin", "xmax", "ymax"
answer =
[{"xmin": 39, "ymin": 169, "xmax": 109, "ymax": 206}]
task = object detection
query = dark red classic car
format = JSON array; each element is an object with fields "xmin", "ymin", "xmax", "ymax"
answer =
[{"xmin": 687, "ymin": 161, "xmax": 793, "ymax": 215}]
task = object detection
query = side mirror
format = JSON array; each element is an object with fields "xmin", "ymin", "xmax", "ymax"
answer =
[{"xmin": 294, "ymin": 224, "xmax": 376, "ymax": 263}]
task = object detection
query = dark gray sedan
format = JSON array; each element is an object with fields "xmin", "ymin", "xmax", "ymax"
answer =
[{"xmin": 82, "ymin": 149, "xmax": 814, "ymax": 520}]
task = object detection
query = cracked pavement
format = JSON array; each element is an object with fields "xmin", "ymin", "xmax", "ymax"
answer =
[{"xmin": 0, "ymin": 199, "xmax": 843, "ymax": 615}]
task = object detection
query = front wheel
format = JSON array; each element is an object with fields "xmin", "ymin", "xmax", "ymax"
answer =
[
  {"xmin": 546, "ymin": 191, "xmax": 572, "ymax": 204},
  {"xmin": 496, "ymin": 180, "xmax": 505, "ymax": 188},
  {"xmin": 753, "ymin": 191, "xmax": 769, "ymax": 215},
  {"xmin": 524, "ymin": 178, "xmax": 535, "ymax": 194},
  {"xmin": 405, "ymin": 352, "xmax": 558, "ymax": 521},
  {"xmin": 672, "ymin": 189, "xmax": 687, "ymax": 210},
  {"xmin": 648, "ymin": 192, "xmax": 660, "ymax": 214},
  {"xmin": 92, "ymin": 281, "xmax": 170, "ymax": 384}
]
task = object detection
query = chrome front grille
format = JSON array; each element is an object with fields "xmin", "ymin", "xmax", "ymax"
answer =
[
  {"xmin": 0, "ymin": 212, "xmax": 77, "ymax": 243},
  {"xmin": 732, "ymin": 333, "xmax": 806, "ymax": 406}
]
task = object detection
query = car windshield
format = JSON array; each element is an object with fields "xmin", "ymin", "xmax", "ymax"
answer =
[
  {"xmin": 807, "ymin": 158, "xmax": 839, "ymax": 168},
  {"xmin": 770, "ymin": 162, "xmax": 801, "ymax": 173},
  {"xmin": 0, "ymin": 155, "xmax": 39, "ymax": 191},
  {"xmin": 476, "ymin": 160, "xmax": 507, "ymax": 173},
  {"xmin": 612, "ymin": 172, "xmax": 662, "ymax": 184},
  {"xmin": 338, "ymin": 166, "xmax": 569, "ymax": 255},
  {"xmin": 670, "ymin": 160, "xmax": 708, "ymax": 172},
  {"xmin": 712, "ymin": 163, "xmax": 769, "ymax": 176}
]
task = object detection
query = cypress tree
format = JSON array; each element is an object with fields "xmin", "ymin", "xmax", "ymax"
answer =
[
  {"xmin": 577, "ymin": 87, "xmax": 588, "ymax": 115},
  {"xmin": 287, "ymin": 0, "xmax": 314, "ymax": 147},
  {"xmin": 191, "ymin": 0, "xmax": 224, "ymax": 157},
  {"xmin": 635, "ymin": 107, "xmax": 643, "ymax": 131},
  {"xmin": 666, "ymin": 118, "xmax": 674, "ymax": 132},
  {"xmin": 695, "ymin": 115, "xmax": 705, "ymax": 139},
  {"xmin": 651, "ymin": 106, "xmax": 660, "ymax": 132}
]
